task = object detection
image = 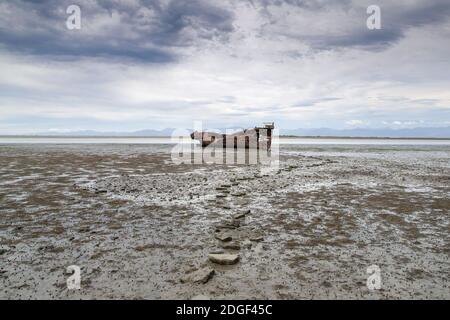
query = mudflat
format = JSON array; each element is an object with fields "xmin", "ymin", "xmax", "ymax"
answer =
[{"xmin": 0, "ymin": 143, "xmax": 449, "ymax": 299}]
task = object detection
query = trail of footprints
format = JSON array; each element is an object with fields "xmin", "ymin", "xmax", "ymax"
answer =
[
  {"xmin": 180, "ymin": 172, "xmax": 270, "ymax": 285},
  {"xmin": 181, "ymin": 161, "xmax": 316, "ymax": 286}
]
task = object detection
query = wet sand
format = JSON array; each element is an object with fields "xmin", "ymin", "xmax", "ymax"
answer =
[{"xmin": 0, "ymin": 143, "xmax": 449, "ymax": 299}]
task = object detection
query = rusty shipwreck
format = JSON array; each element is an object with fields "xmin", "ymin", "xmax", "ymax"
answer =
[{"xmin": 190, "ymin": 122, "xmax": 274, "ymax": 150}]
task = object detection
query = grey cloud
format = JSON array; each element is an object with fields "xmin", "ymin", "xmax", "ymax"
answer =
[
  {"xmin": 291, "ymin": 97, "xmax": 341, "ymax": 108},
  {"xmin": 253, "ymin": 0, "xmax": 450, "ymax": 50},
  {"xmin": 154, "ymin": 0, "xmax": 234, "ymax": 46},
  {"xmin": 217, "ymin": 96, "xmax": 237, "ymax": 103},
  {"xmin": 2, "ymin": 0, "xmax": 450, "ymax": 63},
  {"xmin": 251, "ymin": 0, "xmax": 352, "ymax": 10},
  {"xmin": 235, "ymin": 98, "xmax": 342, "ymax": 114},
  {"xmin": 0, "ymin": 0, "xmax": 234, "ymax": 62}
]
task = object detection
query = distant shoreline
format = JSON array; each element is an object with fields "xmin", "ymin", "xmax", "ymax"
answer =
[
  {"xmin": 0, "ymin": 135, "xmax": 449, "ymax": 140},
  {"xmin": 279, "ymin": 135, "xmax": 450, "ymax": 140}
]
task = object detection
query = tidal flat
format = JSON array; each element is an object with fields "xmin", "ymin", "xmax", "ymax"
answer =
[{"xmin": 0, "ymin": 143, "xmax": 449, "ymax": 299}]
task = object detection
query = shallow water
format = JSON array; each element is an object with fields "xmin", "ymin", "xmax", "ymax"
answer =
[{"xmin": 1, "ymin": 136, "xmax": 450, "ymax": 145}]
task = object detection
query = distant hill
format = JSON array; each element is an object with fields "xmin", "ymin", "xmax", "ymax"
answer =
[
  {"xmin": 280, "ymin": 126, "xmax": 450, "ymax": 138},
  {"xmin": 33, "ymin": 126, "xmax": 450, "ymax": 138}
]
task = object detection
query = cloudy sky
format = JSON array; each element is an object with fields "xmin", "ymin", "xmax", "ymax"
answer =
[{"xmin": 1, "ymin": 0, "xmax": 450, "ymax": 134}]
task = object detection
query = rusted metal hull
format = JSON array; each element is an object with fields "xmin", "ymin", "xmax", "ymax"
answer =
[{"xmin": 190, "ymin": 124, "xmax": 274, "ymax": 150}]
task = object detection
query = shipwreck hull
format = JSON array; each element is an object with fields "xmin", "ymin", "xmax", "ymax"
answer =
[{"xmin": 190, "ymin": 124, "xmax": 274, "ymax": 150}]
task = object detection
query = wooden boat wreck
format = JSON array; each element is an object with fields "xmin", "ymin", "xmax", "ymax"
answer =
[{"xmin": 190, "ymin": 122, "xmax": 274, "ymax": 150}]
